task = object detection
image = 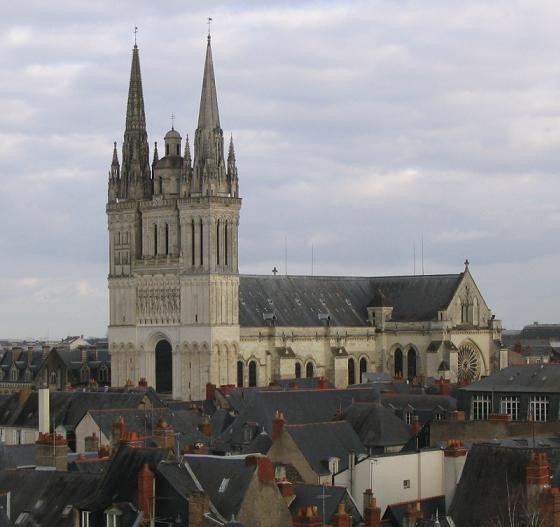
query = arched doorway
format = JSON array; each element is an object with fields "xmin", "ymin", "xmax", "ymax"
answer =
[
  {"xmin": 248, "ymin": 360, "xmax": 257, "ymax": 387},
  {"xmin": 359, "ymin": 357, "xmax": 367, "ymax": 382},
  {"xmin": 295, "ymin": 362, "xmax": 302, "ymax": 378},
  {"xmin": 306, "ymin": 362, "xmax": 314, "ymax": 378},
  {"xmin": 407, "ymin": 348, "xmax": 417, "ymax": 381},
  {"xmin": 394, "ymin": 348, "xmax": 403, "ymax": 378},
  {"xmin": 155, "ymin": 340, "xmax": 172, "ymax": 393},
  {"xmin": 348, "ymin": 358, "xmax": 356, "ymax": 385}
]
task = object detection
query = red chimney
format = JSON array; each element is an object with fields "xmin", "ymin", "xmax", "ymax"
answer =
[
  {"xmin": 293, "ymin": 506, "xmax": 322, "ymax": 527},
  {"xmin": 272, "ymin": 411, "xmax": 285, "ymax": 441},
  {"xmin": 363, "ymin": 496, "xmax": 382, "ymax": 527},
  {"xmin": 112, "ymin": 416, "xmax": 126, "ymax": 444},
  {"xmin": 444, "ymin": 439, "xmax": 467, "ymax": 458},
  {"xmin": 120, "ymin": 431, "xmax": 143, "ymax": 448},
  {"xmin": 277, "ymin": 480, "xmax": 294, "ymax": 498},
  {"xmin": 438, "ymin": 377, "xmax": 450, "ymax": 396},
  {"xmin": 332, "ymin": 502, "xmax": 350, "ymax": 527},
  {"xmin": 98, "ymin": 445, "xmax": 111, "ymax": 458},
  {"xmin": 245, "ymin": 455, "xmax": 274, "ymax": 482},
  {"xmin": 403, "ymin": 502, "xmax": 423, "ymax": 527},
  {"xmin": 198, "ymin": 415, "xmax": 212, "ymax": 437},
  {"xmin": 138, "ymin": 463, "xmax": 154, "ymax": 525},
  {"xmin": 206, "ymin": 383, "xmax": 216, "ymax": 401}
]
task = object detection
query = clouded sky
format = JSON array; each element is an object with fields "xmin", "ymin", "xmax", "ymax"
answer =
[{"xmin": 1, "ymin": 0, "xmax": 559, "ymax": 338}]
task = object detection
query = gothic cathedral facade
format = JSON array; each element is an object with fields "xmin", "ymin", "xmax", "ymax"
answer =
[
  {"xmin": 107, "ymin": 37, "xmax": 240, "ymax": 400},
  {"xmin": 108, "ymin": 37, "xmax": 506, "ymax": 401}
]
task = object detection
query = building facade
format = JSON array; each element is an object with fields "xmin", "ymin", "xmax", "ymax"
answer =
[{"xmin": 107, "ymin": 37, "xmax": 505, "ymax": 400}]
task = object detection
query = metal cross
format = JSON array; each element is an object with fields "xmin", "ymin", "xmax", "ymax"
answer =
[
  {"xmin": 171, "ymin": 113, "xmax": 175, "ymax": 130},
  {"xmin": 272, "ymin": 267, "xmax": 278, "ymax": 276},
  {"xmin": 207, "ymin": 17, "xmax": 212, "ymax": 38},
  {"xmin": 134, "ymin": 26, "xmax": 138, "ymax": 46}
]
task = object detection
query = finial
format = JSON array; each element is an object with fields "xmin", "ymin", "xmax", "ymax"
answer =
[
  {"xmin": 272, "ymin": 267, "xmax": 278, "ymax": 276},
  {"xmin": 207, "ymin": 17, "xmax": 212, "ymax": 41},
  {"xmin": 134, "ymin": 26, "xmax": 138, "ymax": 47},
  {"xmin": 171, "ymin": 112, "xmax": 175, "ymax": 130},
  {"xmin": 464, "ymin": 258, "xmax": 469, "ymax": 269}
]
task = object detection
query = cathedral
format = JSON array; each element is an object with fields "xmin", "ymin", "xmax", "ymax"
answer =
[{"xmin": 107, "ymin": 36, "xmax": 506, "ymax": 401}]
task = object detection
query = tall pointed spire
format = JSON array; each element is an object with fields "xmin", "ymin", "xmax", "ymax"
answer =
[
  {"xmin": 197, "ymin": 36, "xmax": 220, "ymax": 130},
  {"xmin": 193, "ymin": 35, "xmax": 226, "ymax": 196},
  {"xmin": 108, "ymin": 141, "xmax": 120, "ymax": 202},
  {"xmin": 227, "ymin": 135, "xmax": 239, "ymax": 197},
  {"xmin": 184, "ymin": 135, "xmax": 192, "ymax": 167},
  {"xmin": 111, "ymin": 141, "xmax": 120, "ymax": 167},
  {"xmin": 118, "ymin": 43, "xmax": 152, "ymax": 201}
]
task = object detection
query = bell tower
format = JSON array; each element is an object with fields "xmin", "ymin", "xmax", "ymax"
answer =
[{"xmin": 107, "ymin": 36, "xmax": 241, "ymax": 401}]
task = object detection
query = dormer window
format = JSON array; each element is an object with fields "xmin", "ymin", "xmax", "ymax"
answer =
[
  {"xmin": 104, "ymin": 506, "xmax": 122, "ymax": 527},
  {"xmin": 81, "ymin": 510, "xmax": 91, "ymax": 527}
]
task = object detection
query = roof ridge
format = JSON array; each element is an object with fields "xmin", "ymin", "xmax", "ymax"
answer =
[{"xmin": 240, "ymin": 273, "xmax": 461, "ymax": 280}]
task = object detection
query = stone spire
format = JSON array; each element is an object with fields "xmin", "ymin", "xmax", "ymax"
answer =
[
  {"xmin": 192, "ymin": 36, "xmax": 226, "ymax": 196},
  {"xmin": 184, "ymin": 134, "xmax": 192, "ymax": 168},
  {"xmin": 108, "ymin": 141, "xmax": 120, "ymax": 202},
  {"xmin": 181, "ymin": 135, "xmax": 193, "ymax": 197},
  {"xmin": 152, "ymin": 141, "xmax": 159, "ymax": 165},
  {"xmin": 118, "ymin": 44, "xmax": 152, "ymax": 201},
  {"xmin": 227, "ymin": 135, "xmax": 239, "ymax": 197}
]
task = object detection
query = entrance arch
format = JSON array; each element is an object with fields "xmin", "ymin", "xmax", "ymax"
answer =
[{"xmin": 155, "ymin": 340, "xmax": 172, "ymax": 393}]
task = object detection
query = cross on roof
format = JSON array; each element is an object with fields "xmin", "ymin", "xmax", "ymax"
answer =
[
  {"xmin": 134, "ymin": 26, "xmax": 138, "ymax": 46},
  {"xmin": 171, "ymin": 112, "xmax": 175, "ymax": 130},
  {"xmin": 207, "ymin": 17, "xmax": 212, "ymax": 38},
  {"xmin": 272, "ymin": 267, "xmax": 278, "ymax": 276}
]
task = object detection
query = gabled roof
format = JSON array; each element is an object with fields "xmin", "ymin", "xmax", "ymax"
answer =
[
  {"xmin": 519, "ymin": 323, "xmax": 560, "ymax": 340},
  {"xmin": 239, "ymin": 274, "xmax": 463, "ymax": 327},
  {"xmin": 383, "ymin": 496, "xmax": 446, "ymax": 527},
  {"xmin": 458, "ymin": 364, "xmax": 560, "ymax": 393},
  {"xmin": 343, "ymin": 402, "xmax": 412, "ymax": 448},
  {"xmin": 286, "ymin": 421, "xmax": 366, "ymax": 475},
  {"xmin": 380, "ymin": 394, "xmax": 456, "ymax": 413},
  {"xmin": 184, "ymin": 454, "xmax": 256, "ymax": 520},
  {"xmin": 290, "ymin": 484, "xmax": 362, "ymax": 526}
]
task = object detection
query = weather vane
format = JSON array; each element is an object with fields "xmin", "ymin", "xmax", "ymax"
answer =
[
  {"xmin": 207, "ymin": 17, "xmax": 212, "ymax": 39},
  {"xmin": 134, "ymin": 26, "xmax": 138, "ymax": 46},
  {"xmin": 171, "ymin": 112, "xmax": 175, "ymax": 130}
]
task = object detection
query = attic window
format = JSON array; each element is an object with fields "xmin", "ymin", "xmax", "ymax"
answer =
[
  {"xmin": 403, "ymin": 479, "xmax": 410, "ymax": 489},
  {"xmin": 62, "ymin": 505, "xmax": 73, "ymax": 518},
  {"xmin": 218, "ymin": 478, "xmax": 230, "ymax": 493}
]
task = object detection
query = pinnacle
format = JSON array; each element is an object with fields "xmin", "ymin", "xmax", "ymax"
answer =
[
  {"xmin": 112, "ymin": 142, "xmax": 119, "ymax": 166},
  {"xmin": 125, "ymin": 45, "xmax": 147, "ymax": 133},
  {"xmin": 197, "ymin": 37, "xmax": 220, "ymax": 130}
]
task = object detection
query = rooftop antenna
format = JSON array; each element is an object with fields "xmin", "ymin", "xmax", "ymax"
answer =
[
  {"xmin": 134, "ymin": 26, "xmax": 138, "ymax": 47},
  {"xmin": 421, "ymin": 234, "xmax": 424, "ymax": 275},
  {"xmin": 207, "ymin": 17, "xmax": 212, "ymax": 40}
]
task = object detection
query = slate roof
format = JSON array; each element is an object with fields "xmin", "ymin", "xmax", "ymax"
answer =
[
  {"xmin": 238, "ymin": 274, "xmax": 463, "ymax": 327},
  {"xmin": 342, "ymin": 402, "xmax": 412, "ymax": 449},
  {"xmin": 380, "ymin": 394, "xmax": 457, "ymax": 423},
  {"xmin": 0, "ymin": 470, "xmax": 98, "ymax": 526},
  {"xmin": 286, "ymin": 421, "xmax": 366, "ymax": 475},
  {"xmin": 458, "ymin": 363, "xmax": 560, "ymax": 393},
  {"xmin": 80, "ymin": 444, "xmax": 170, "ymax": 510},
  {"xmin": 383, "ymin": 496, "xmax": 446, "ymax": 527},
  {"xmin": 220, "ymin": 387, "xmax": 380, "ymax": 448},
  {"xmin": 241, "ymin": 431, "xmax": 272, "ymax": 455},
  {"xmin": 450, "ymin": 443, "xmax": 560, "ymax": 527},
  {"xmin": 291, "ymin": 484, "xmax": 362, "ymax": 526},
  {"xmin": 519, "ymin": 323, "xmax": 560, "ymax": 340},
  {"xmin": 156, "ymin": 461, "xmax": 201, "ymax": 499},
  {"xmin": 0, "ymin": 390, "xmax": 163, "ymax": 430},
  {"xmin": 0, "ymin": 443, "xmax": 36, "ymax": 469},
  {"xmin": 183, "ymin": 454, "xmax": 257, "ymax": 520}
]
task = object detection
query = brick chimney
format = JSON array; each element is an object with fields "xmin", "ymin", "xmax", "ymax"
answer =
[
  {"xmin": 35, "ymin": 432, "xmax": 68, "ymax": 471},
  {"xmin": 410, "ymin": 415, "xmax": 422, "ymax": 435},
  {"xmin": 84, "ymin": 432, "xmax": 100, "ymax": 453},
  {"xmin": 541, "ymin": 487, "xmax": 560, "ymax": 527},
  {"xmin": 272, "ymin": 411, "xmax": 285, "ymax": 441},
  {"xmin": 293, "ymin": 506, "xmax": 322, "ymax": 527},
  {"xmin": 120, "ymin": 431, "xmax": 143, "ymax": 448},
  {"xmin": 112, "ymin": 416, "xmax": 126, "ymax": 445},
  {"xmin": 447, "ymin": 410, "xmax": 465, "ymax": 421},
  {"xmin": 198, "ymin": 415, "xmax": 212, "ymax": 437},
  {"xmin": 98, "ymin": 444, "xmax": 111, "ymax": 459},
  {"xmin": 332, "ymin": 502, "xmax": 350, "ymax": 527},
  {"xmin": 527, "ymin": 452, "xmax": 551, "ymax": 500},
  {"xmin": 154, "ymin": 418, "xmax": 174, "ymax": 449},
  {"xmin": 402, "ymin": 502, "xmax": 423, "ymax": 527},
  {"xmin": 137, "ymin": 463, "xmax": 154, "ymax": 525},
  {"xmin": 277, "ymin": 479, "xmax": 294, "ymax": 500},
  {"xmin": 363, "ymin": 496, "xmax": 381, "ymax": 527},
  {"xmin": 188, "ymin": 491, "xmax": 210, "ymax": 527},
  {"xmin": 363, "ymin": 489, "xmax": 373, "ymax": 514},
  {"xmin": 206, "ymin": 383, "xmax": 216, "ymax": 401},
  {"xmin": 245, "ymin": 454, "xmax": 274, "ymax": 482},
  {"xmin": 437, "ymin": 377, "xmax": 450, "ymax": 396}
]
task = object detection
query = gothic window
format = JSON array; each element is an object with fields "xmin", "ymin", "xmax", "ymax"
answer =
[
  {"xmin": 237, "ymin": 361, "xmax": 244, "ymax": 387},
  {"xmin": 471, "ymin": 394, "xmax": 491, "ymax": 420},
  {"xmin": 165, "ymin": 224, "xmax": 169, "ymax": 255},
  {"xmin": 80, "ymin": 365, "xmax": 90, "ymax": 384},
  {"xmin": 98, "ymin": 365, "xmax": 108, "ymax": 384},
  {"xmin": 216, "ymin": 220, "xmax": 220, "ymax": 265},
  {"xmin": 359, "ymin": 357, "xmax": 367, "ymax": 381},
  {"xmin": 405, "ymin": 411, "xmax": 413, "ymax": 425},
  {"xmin": 407, "ymin": 348, "xmax": 417, "ymax": 381},
  {"xmin": 10, "ymin": 367, "xmax": 18, "ymax": 382},
  {"xmin": 225, "ymin": 220, "xmax": 228, "ymax": 266},
  {"xmin": 306, "ymin": 362, "xmax": 314, "ymax": 378},
  {"xmin": 159, "ymin": 177, "xmax": 163, "ymax": 194},
  {"xmin": 24, "ymin": 369, "xmax": 32, "ymax": 382},
  {"xmin": 191, "ymin": 220, "xmax": 196, "ymax": 265},
  {"xmin": 295, "ymin": 362, "xmax": 301, "ymax": 379},
  {"xmin": 394, "ymin": 348, "xmax": 403, "ymax": 378},
  {"xmin": 200, "ymin": 221, "xmax": 204, "ymax": 266},
  {"xmin": 248, "ymin": 361, "xmax": 257, "ymax": 387},
  {"xmin": 500, "ymin": 396, "xmax": 519, "ymax": 420},
  {"xmin": 529, "ymin": 396, "xmax": 549, "ymax": 422},
  {"xmin": 50, "ymin": 371, "xmax": 57, "ymax": 386},
  {"xmin": 154, "ymin": 224, "xmax": 158, "ymax": 256},
  {"xmin": 348, "ymin": 358, "xmax": 355, "ymax": 385}
]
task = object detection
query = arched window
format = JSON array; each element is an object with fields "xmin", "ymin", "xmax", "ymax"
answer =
[
  {"xmin": 165, "ymin": 224, "xmax": 169, "ymax": 255},
  {"xmin": 348, "ymin": 358, "xmax": 356, "ymax": 385},
  {"xmin": 166, "ymin": 143, "xmax": 169, "ymax": 156},
  {"xmin": 191, "ymin": 220, "xmax": 196, "ymax": 266},
  {"xmin": 176, "ymin": 144, "xmax": 180, "ymax": 155},
  {"xmin": 225, "ymin": 220, "xmax": 229, "ymax": 266},
  {"xmin": 200, "ymin": 220, "xmax": 204, "ymax": 266},
  {"xmin": 80, "ymin": 365, "xmax": 90, "ymax": 384},
  {"xmin": 295, "ymin": 362, "xmax": 302, "ymax": 379},
  {"xmin": 216, "ymin": 220, "xmax": 220, "ymax": 265},
  {"xmin": 154, "ymin": 224, "xmax": 158, "ymax": 256},
  {"xmin": 248, "ymin": 361, "xmax": 257, "ymax": 387},
  {"xmin": 237, "ymin": 361, "xmax": 244, "ymax": 387},
  {"xmin": 359, "ymin": 357, "xmax": 367, "ymax": 382},
  {"xmin": 394, "ymin": 349, "xmax": 403, "ymax": 378},
  {"xmin": 10, "ymin": 367, "xmax": 18, "ymax": 382},
  {"xmin": 407, "ymin": 348, "xmax": 417, "ymax": 380},
  {"xmin": 49, "ymin": 371, "xmax": 57, "ymax": 386},
  {"xmin": 306, "ymin": 362, "xmax": 314, "ymax": 378},
  {"xmin": 24, "ymin": 369, "xmax": 32, "ymax": 382},
  {"xmin": 98, "ymin": 365, "xmax": 108, "ymax": 383}
]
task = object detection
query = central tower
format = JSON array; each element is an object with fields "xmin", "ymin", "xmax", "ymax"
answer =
[{"xmin": 107, "ymin": 35, "xmax": 241, "ymax": 400}]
